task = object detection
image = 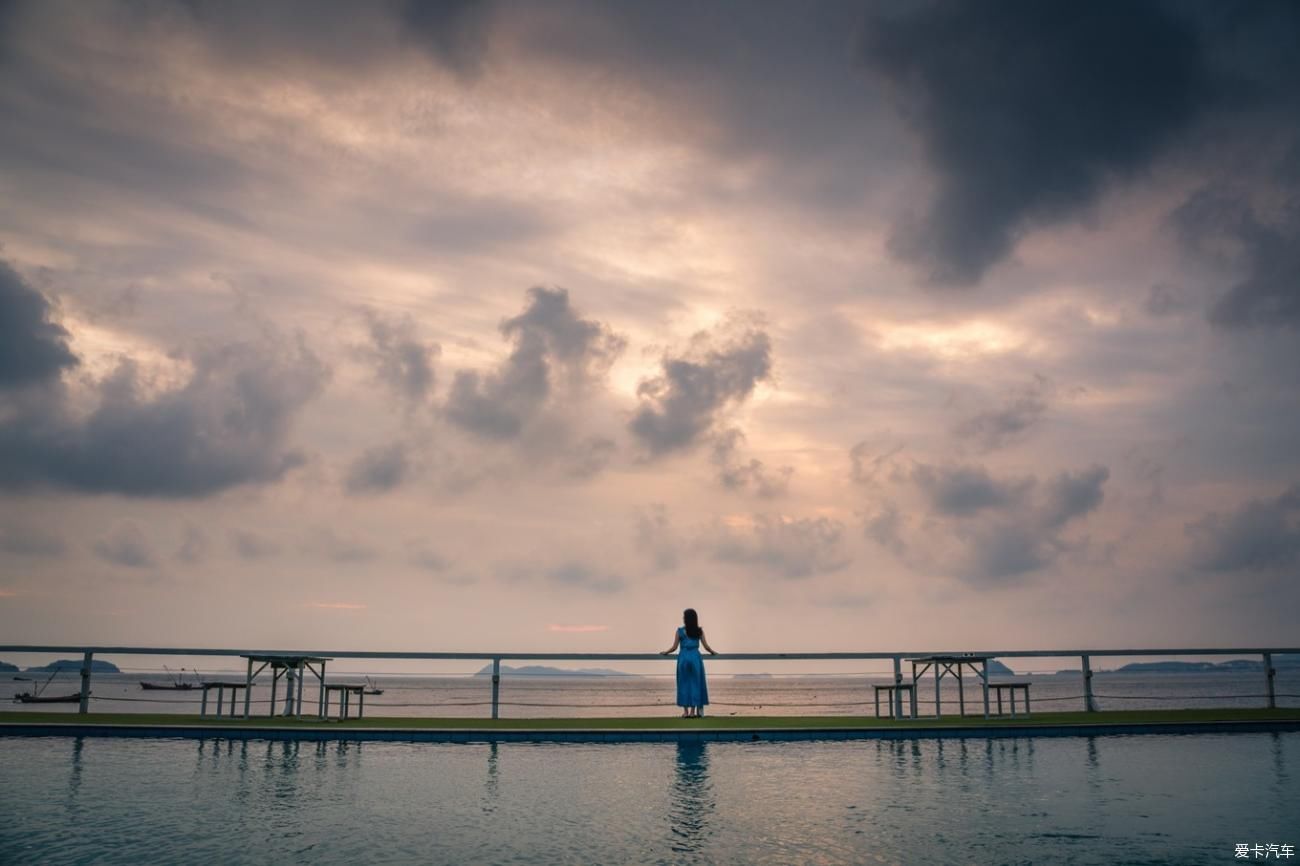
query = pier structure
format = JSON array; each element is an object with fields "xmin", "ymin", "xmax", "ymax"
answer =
[{"xmin": 2, "ymin": 643, "xmax": 1296, "ymax": 720}]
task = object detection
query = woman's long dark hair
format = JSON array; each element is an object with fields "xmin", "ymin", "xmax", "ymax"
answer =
[{"xmin": 683, "ymin": 608, "xmax": 702, "ymax": 639}]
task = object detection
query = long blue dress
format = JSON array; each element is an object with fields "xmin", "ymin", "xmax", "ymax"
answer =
[{"xmin": 675, "ymin": 627, "xmax": 709, "ymax": 708}]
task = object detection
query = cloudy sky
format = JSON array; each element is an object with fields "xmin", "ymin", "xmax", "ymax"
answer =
[{"xmin": 2, "ymin": 0, "xmax": 1298, "ymax": 660}]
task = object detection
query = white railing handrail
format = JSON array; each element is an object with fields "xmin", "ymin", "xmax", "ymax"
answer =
[{"xmin": 3, "ymin": 644, "xmax": 1298, "ymax": 659}]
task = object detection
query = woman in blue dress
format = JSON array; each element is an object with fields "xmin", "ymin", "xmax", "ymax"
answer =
[{"xmin": 660, "ymin": 608, "xmax": 717, "ymax": 718}]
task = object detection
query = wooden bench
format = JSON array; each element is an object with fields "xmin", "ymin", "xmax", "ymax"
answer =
[
  {"xmin": 199, "ymin": 682, "xmax": 249, "ymax": 718},
  {"xmin": 990, "ymin": 681, "xmax": 1032, "ymax": 717},
  {"xmin": 873, "ymin": 683, "xmax": 917, "ymax": 719},
  {"xmin": 322, "ymin": 684, "xmax": 366, "ymax": 721}
]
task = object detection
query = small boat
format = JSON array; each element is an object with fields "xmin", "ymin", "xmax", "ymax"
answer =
[
  {"xmin": 12, "ymin": 676, "xmax": 33, "ymax": 681},
  {"xmin": 363, "ymin": 676, "xmax": 384, "ymax": 696},
  {"xmin": 140, "ymin": 665, "xmax": 200, "ymax": 690},
  {"xmin": 15, "ymin": 692, "xmax": 82, "ymax": 704}
]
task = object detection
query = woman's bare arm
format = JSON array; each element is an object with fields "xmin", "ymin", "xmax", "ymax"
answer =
[
  {"xmin": 660, "ymin": 631, "xmax": 681, "ymax": 655},
  {"xmin": 700, "ymin": 632, "xmax": 718, "ymax": 655}
]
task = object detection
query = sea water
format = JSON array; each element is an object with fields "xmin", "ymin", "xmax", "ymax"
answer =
[
  {"xmin": 5, "ymin": 670, "xmax": 1299, "ymax": 718},
  {"xmin": 1, "ymin": 731, "xmax": 1296, "ymax": 864}
]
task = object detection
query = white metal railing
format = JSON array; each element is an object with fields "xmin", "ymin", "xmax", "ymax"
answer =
[{"xmin": 2, "ymin": 644, "xmax": 1297, "ymax": 719}]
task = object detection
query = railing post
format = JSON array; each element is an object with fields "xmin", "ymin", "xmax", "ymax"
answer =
[
  {"xmin": 1263, "ymin": 652, "xmax": 1276, "ymax": 710},
  {"xmin": 1081, "ymin": 654, "xmax": 1096, "ymax": 713},
  {"xmin": 79, "ymin": 650, "xmax": 93, "ymax": 715},
  {"xmin": 491, "ymin": 658, "xmax": 501, "ymax": 720},
  {"xmin": 892, "ymin": 656, "xmax": 903, "ymax": 718}
]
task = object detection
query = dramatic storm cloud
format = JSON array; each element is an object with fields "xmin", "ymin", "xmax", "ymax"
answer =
[
  {"xmin": 629, "ymin": 321, "xmax": 772, "ymax": 457},
  {"xmin": 1187, "ymin": 485, "xmax": 1300, "ymax": 573},
  {"xmin": 2, "ymin": 1, "xmax": 1297, "ymax": 650},
  {"xmin": 445, "ymin": 287, "xmax": 624, "ymax": 439},
  {"xmin": 884, "ymin": 462, "xmax": 1109, "ymax": 583},
  {"xmin": 862, "ymin": 0, "xmax": 1206, "ymax": 284},
  {"xmin": 0, "ymin": 259, "xmax": 79, "ymax": 389}
]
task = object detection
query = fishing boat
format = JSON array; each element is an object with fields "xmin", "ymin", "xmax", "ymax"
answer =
[
  {"xmin": 140, "ymin": 665, "xmax": 199, "ymax": 690},
  {"xmin": 363, "ymin": 676, "xmax": 384, "ymax": 696},
  {"xmin": 13, "ymin": 667, "xmax": 79, "ymax": 703},
  {"xmin": 15, "ymin": 692, "xmax": 82, "ymax": 704}
]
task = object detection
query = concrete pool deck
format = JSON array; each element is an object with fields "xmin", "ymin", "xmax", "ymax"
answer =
[{"xmin": 4, "ymin": 708, "xmax": 1299, "ymax": 743}]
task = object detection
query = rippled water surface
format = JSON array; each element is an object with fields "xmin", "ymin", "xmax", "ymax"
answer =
[{"xmin": 2, "ymin": 732, "xmax": 1296, "ymax": 864}]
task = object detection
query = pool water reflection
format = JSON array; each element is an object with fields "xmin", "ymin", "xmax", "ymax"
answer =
[{"xmin": 1, "ymin": 732, "xmax": 1296, "ymax": 864}]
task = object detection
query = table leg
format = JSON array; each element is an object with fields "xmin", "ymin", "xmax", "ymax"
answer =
[
  {"xmin": 981, "ymin": 660, "xmax": 990, "ymax": 719},
  {"xmin": 957, "ymin": 664, "xmax": 965, "ymax": 717},
  {"xmin": 359, "ymin": 691, "xmax": 364, "ymax": 720},
  {"xmin": 296, "ymin": 667, "xmax": 305, "ymax": 719},
  {"xmin": 201, "ymin": 687, "xmax": 209, "ymax": 717},
  {"xmin": 244, "ymin": 658, "xmax": 253, "ymax": 719},
  {"xmin": 318, "ymin": 660, "xmax": 327, "ymax": 719},
  {"xmin": 1024, "ymin": 686, "xmax": 1031, "ymax": 716},
  {"xmin": 875, "ymin": 688, "xmax": 880, "ymax": 718},
  {"xmin": 935, "ymin": 667, "xmax": 942, "ymax": 718}
]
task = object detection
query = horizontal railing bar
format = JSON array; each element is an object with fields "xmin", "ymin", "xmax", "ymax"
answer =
[{"xmin": 1, "ymin": 645, "xmax": 1297, "ymax": 660}]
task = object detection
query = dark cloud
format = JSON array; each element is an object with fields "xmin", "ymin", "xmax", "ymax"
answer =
[
  {"xmin": 952, "ymin": 377, "xmax": 1052, "ymax": 452},
  {"xmin": 0, "ymin": 523, "xmax": 66, "ymax": 557},
  {"xmin": 92, "ymin": 521, "xmax": 156, "ymax": 569},
  {"xmin": 861, "ymin": 503, "xmax": 905, "ymax": 557},
  {"xmin": 1144, "ymin": 283, "xmax": 1193, "ymax": 318},
  {"xmin": 0, "ymin": 282, "xmax": 327, "ymax": 496},
  {"xmin": 708, "ymin": 514, "xmax": 850, "ymax": 580},
  {"xmin": 710, "ymin": 428, "xmax": 792, "ymax": 498},
  {"xmin": 397, "ymin": 0, "xmax": 495, "ymax": 78},
  {"xmin": 955, "ymin": 521, "xmax": 1054, "ymax": 583},
  {"xmin": 1173, "ymin": 185, "xmax": 1300, "ymax": 329},
  {"xmin": 228, "ymin": 528, "xmax": 281, "ymax": 560},
  {"xmin": 445, "ymin": 287, "xmax": 624, "ymax": 439},
  {"xmin": 1187, "ymin": 484, "xmax": 1300, "ymax": 572},
  {"xmin": 358, "ymin": 311, "xmax": 438, "ymax": 406},
  {"xmin": 1039, "ymin": 465, "xmax": 1110, "ymax": 529},
  {"xmin": 0, "ymin": 259, "xmax": 78, "ymax": 389},
  {"xmin": 629, "ymin": 321, "xmax": 772, "ymax": 456},
  {"xmin": 862, "ymin": 0, "xmax": 1207, "ymax": 284},
  {"xmin": 890, "ymin": 460, "xmax": 1108, "ymax": 582},
  {"xmin": 345, "ymin": 442, "xmax": 410, "ymax": 495},
  {"xmin": 911, "ymin": 463, "xmax": 1031, "ymax": 517}
]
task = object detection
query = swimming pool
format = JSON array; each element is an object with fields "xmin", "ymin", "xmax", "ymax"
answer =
[{"xmin": 2, "ymin": 732, "xmax": 1295, "ymax": 864}]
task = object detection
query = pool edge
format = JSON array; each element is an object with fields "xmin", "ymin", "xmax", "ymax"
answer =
[{"xmin": 3, "ymin": 718, "xmax": 1299, "ymax": 743}]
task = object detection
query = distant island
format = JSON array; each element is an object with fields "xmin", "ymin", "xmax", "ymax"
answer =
[
  {"xmin": 1107, "ymin": 658, "xmax": 1294, "ymax": 674},
  {"xmin": 474, "ymin": 664, "xmax": 635, "ymax": 677},
  {"xmin": 0, "ymin": 660, "xmax": 18, "ymax": 673},
  {"xmin": 733, "ymin": 673, "xmax": 774, "ymax": 679},
  {"xmin": 24, "ymin": 659, "xmax": 121, "ymax": 673}
]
